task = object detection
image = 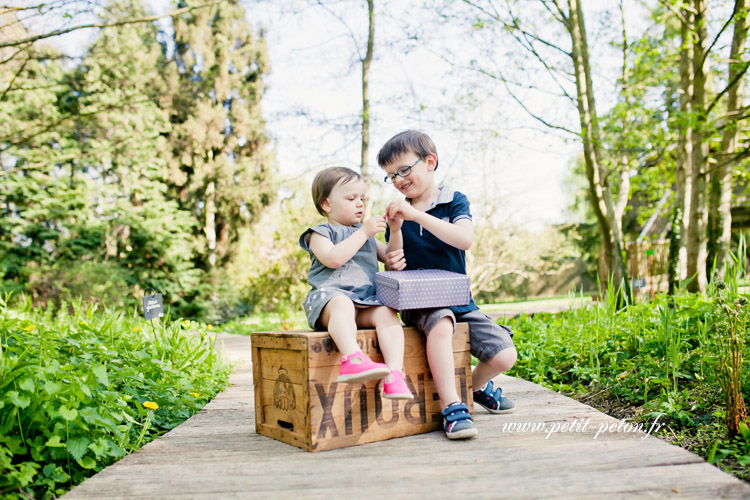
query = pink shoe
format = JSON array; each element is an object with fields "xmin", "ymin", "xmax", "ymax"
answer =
[
  {"xmin": 337, "ymin": 350, "xmax": 391, "ymax": 383},
  {"xmin": 381, "ymin": 370, "xmax": 414, "ymax": 400}
]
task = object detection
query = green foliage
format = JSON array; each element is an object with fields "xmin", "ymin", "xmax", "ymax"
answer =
[
  {"xmin": 709, "ymin": 237, "xmax": 749, "ymax": 437},
  {"xmin": 471, "ymin": 225, "xmax": 589, "ymax": 302},
  {"xmin": 508, "ymin": 285, "xmax": 750, "ymax": 480},
  {"xmin": 229, "ymin": 187, "xmax": 321, "ymax": 319},
  {"xmin": 164, "ymin": 0, "xmax": 276, "ymax": 270},
  {"xmin": 27, "ymin": 261, "xmax": 135, "ymax": 310},
  {"xmin": 0, "ymin": 0, "xmax": 277, "ymax": 321},
  {"xmin": 0, "ymin": 295, "xmax": 231, "ymax": 499},
  {"xmin": 222, "ymin": 310, "xmax": 308, "ymax": 334}
]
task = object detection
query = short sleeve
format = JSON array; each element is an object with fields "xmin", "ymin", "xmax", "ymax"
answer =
[
  {"xmin": 450, "ymin": 191, "xmax": 472, "ymax": 224},
  {"xmin": 299, "ymin": 224, "xmax": 334, "ymax": 252}
]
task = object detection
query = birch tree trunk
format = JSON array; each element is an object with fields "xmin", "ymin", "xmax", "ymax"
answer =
[
  {"xmin": 566, "ymin": 0, "xmax": 628, "ymax": 293},
  {"xmin": 205, "ymin": 180, "xmax": 217, "ymax": 268},
  {"xmin": 686, "ymin": 0, "xmax": 708, "ymax": 294},
  {"xmin": 616, "ymin": 0, "xmax": 632, "ymax": 297},
  {"xmin": 710, "ymin": 0, "xmax": 747, "ymax": 279},
  {"xmin": 670, "ymin": 14, "xmax": 694, "ymax": 292},
  {"xmin": 361, "ymin": 0, "xmax": 374, "ymax": 215}
]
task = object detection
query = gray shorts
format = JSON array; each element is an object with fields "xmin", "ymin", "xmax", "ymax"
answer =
[{"xmin": 400, "ymin": 308, "xmax": 515, "ymax": 363}]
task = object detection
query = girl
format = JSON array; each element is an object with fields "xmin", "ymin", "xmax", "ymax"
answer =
[{"xmin": 299, "ymin": 167, "xmax": 412, "ymax": 400}]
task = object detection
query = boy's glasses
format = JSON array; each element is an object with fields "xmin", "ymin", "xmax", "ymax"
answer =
[{"xmin": 384, "ymin": 158, "xmax": 421, "ymax": 184}]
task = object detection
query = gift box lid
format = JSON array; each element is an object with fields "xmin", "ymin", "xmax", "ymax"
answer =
[
  {"xmin": 375, "ymin": 269, "xmax": 471, "ymax": 309},
  {"xmin": 375, "ymin": 269, "xmax": 469, "ymax": 287}
]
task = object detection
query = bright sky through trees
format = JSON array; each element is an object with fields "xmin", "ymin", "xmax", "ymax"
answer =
[{"xmin": 36, "ymin": 0, "xmax": 638, "ymax": 227}]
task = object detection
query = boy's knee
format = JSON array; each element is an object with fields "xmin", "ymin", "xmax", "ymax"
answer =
[{"xmin": 487, "ymin": 347, "xmax": 517, "ymax": 372}]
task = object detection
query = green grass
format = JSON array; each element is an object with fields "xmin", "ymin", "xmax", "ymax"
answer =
[
  {"xmin": 479, "ymin": 293, "xmax": 593, "ymax": 314},
  {"xmin": 221, "ymin": 310, "xmax": 308, "ymax": 334},
  {"xmin": 0, "ymin": 295, "xmax": 232, "ymax": 499},
  {"xmin": 506, "ymin": 282, "xmax": 750, "ymax": 481},
  {"xmin": 220, "ymin": 292, "xmax": 597, "ymax": 335}
]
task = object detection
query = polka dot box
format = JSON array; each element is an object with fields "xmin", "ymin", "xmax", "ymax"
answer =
[{"xmin": 375, "ymin": 270, "xmax": 471, "ymax": 310}]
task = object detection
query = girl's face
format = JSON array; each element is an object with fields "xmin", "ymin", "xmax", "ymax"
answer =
[{"xmin": 321, "ymin": 178, "xmax": 366, "ymax": 226}]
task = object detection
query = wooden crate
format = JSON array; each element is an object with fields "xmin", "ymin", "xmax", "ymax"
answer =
[{"xmin": 251, "ymin": 324, "xmax": 472, "ymax": 452}]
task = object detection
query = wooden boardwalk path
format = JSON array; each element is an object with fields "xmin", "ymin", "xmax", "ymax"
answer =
[{"xmin": 63, "ymin": 333, "xmax": 750, "ymax": 500}]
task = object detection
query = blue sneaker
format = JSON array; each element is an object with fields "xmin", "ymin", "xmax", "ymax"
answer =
[
  {"xmin": 441, "ymin": 402, "xmax": 478, "ymax": 440},
  {"xmin": 473, "ymin": 380, "xmax": 515, "ymax": 414}
]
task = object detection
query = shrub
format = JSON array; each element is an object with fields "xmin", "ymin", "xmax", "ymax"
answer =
[{"xmin": 0, "ymin": 295, "xmax": 231, "ymax": 499}]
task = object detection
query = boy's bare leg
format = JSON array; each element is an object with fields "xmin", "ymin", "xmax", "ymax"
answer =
[
  {"xmin": 472, "ymin": 347, "xmax": 518, "ymax": 390},
  {"xmin": 356, "ymin": 306, "xmax": 404, "ymax": 372},
  {"xmin": 319, "ymin": 295, "xmax": 360, "ymax": 356},
  {"xmin": 426, "ymin": 317, "xmax": 461, "ymax": 409}
]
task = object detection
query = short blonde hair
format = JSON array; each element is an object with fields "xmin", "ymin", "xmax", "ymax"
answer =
[{"xmin": 311, "ymin": 167, "xmax": 363, "ymax": 216}]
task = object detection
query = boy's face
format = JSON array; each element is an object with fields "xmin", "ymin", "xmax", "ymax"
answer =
[
  {"xmin": 382, "ymin": 152, "xmax": 436, "ymax": 199},
  {"xmin": 321, "ymin": 178, "xmax": 366, "ymax": 226}
]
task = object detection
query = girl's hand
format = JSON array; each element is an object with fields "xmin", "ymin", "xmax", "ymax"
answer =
[
  {"xmin": 385, "ymin": 249, "xmax": 406, "ymax": 270},
  {"xmin": 361, "ymin": 215, "xmax": 387, "ymax": 238}
]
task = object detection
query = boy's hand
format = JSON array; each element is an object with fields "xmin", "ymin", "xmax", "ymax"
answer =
[
  {"xmin": 386, "ymin": 211, "xmax": 403, "ymax": 233},
  {"xmin": 386, "ymin": 200, "xmax": 419, "ymax": 223},
  {"xmin": 385, "ymin": 249, "xmax": 406, "ymax": 271},
  {"xmin": 361, "ymin": 215, "xmax": 387, "ymax": 238}
]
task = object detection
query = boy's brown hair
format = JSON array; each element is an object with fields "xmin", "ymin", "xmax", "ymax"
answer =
[
  {"xmin": 311, "ymin": 167, "xmax": 362, "ymax": 216},
  {"xmin": 376, "ymin": 130, "xmax": 439, "ymax": 170}
]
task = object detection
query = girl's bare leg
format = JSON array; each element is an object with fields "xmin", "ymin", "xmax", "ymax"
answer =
[
  {"xmin": 356, "ymin": 305, "xmax": 404, "ymax": 373},
  {"xmin": 318, "ymin": 295, "xmax": 359, "ymax": 356}
]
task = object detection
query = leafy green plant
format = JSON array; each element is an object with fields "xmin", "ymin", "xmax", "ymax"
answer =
[
  {"xmin": 0, "ymin": 295, "xmax": 231, "ymax": 499},
  {"xmin": 709, "ymin": 237, "xmax": 749, "ymax": 438},
  {"xmin": 506, "ymin": 277, "xmax": 749, "ymax": 480}
]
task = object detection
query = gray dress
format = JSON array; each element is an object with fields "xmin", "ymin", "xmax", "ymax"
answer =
[{"xmin": 299, "ymin": 223, "xmax": 382, "ymax": 329}]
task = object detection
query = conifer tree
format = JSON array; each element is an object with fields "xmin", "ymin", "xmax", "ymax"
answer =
[
  {"xmin": 1, "ymin": 1, "xmax": 202, "ymax": 310},
  {"xmin": 165, "ymin": 0, "xmax": 276, "ymax": 269},
  {"xmin": 73, "ymin": 0, "xmax": 201, "ymax": 303}
]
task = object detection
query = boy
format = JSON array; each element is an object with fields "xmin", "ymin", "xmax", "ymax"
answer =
[{"xmin": 378, "ymin": 130, "xmax": 517, "ymax": 440}]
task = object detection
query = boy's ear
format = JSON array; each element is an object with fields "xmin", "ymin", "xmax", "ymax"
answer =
[{"xmin": 424, "ymin": 154, "xmax": 438, "ymax": 172}]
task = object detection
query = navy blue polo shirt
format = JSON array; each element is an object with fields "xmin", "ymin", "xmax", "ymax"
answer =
[{"xmin": 385, "ymin": 187, "xmax": 478, "ymax": 313}]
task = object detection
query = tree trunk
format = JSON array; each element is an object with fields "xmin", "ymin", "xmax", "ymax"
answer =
[
  {"xmin": 567, "ymin": 0, "xmax": 627, "ymax": 294},
  {"xmin": 672, "ymin": 15, "xmax": 694, "ymax": 292},
  {"xmin": 361, "ymin": 0, "xmax": 374, "ymax": 215},
  {"xmin": 686, "ymin": 0, "xmax": 708, "ymax": 294},
  {"xmin": 205, "ymin": 180, "xmax": 217, "ymax": 267},
  {"xmin": 615, "ymin": 0, "xmax": 633, "ymax": 299},
  {"xmin": 710, "ymin": 0, "xmax": 747, "ymax": 279}
]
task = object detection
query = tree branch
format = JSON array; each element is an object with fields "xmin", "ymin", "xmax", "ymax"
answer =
[
  {"xmin": 706, "ymin": 59, "xmax": 750, "ymax": 116},
  {"xmin": 502, "ymin": 5, "xmax": 575, "ymax": 100},
  {"xmin": 0, "ymin": 51, "xmax": 28, "ymax": 102},
  {"xmin": 657, "ymin": 0, "xmax": 690, "ymax": 24},
  {"xmin": 315, "ymin": 0, "xmax": 364, "ymax": 61},
  {"xmin": 465, "ymin": 0, "xmax": 570, "ymax": 57},
  {"xmin": 538, "ymin": 0, "xmax": 567, "ymax": 25},
  {"xmin": 0, "ymin": 2, "xmax": 221, "ymax": 49},
  {"xmin": 475, "ymin": 66, "xmax": 578, "ymax": 134},
  {"xmin": 703, "ymin": 5, "xmax": 736, "ymax": 68},
  {"xmin": 707, "ymin": 148, "xmax": 750, "ymax": 174},
  {"xmin": 464, "ymin": 0, "xmax": 574, "ymax": 101},
  {"xmin": 1, "ymin": 97, "xmax": 153, "ymax": 153}
]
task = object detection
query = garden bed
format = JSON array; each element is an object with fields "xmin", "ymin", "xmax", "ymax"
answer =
[
  {"xmin": 0, "ymin": 296, "xmax": 232, "ymax": 499},
  {"xmin": 505, "ymin": 286, "xmax": 750, "ymax": 483}
]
